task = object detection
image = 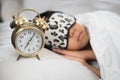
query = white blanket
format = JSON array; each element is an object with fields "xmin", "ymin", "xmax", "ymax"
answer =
[
  {"xmin": 0, "ymin": 22, "xmax": 99, "ymax": 80},
  {"xmin": 76, "ymin": 11, "xmax": 120, "ymax": 80}
]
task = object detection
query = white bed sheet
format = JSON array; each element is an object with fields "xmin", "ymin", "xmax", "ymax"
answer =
[{"xmin": 0, "ymin": 22, "xmax": 99, "ymax": 80}]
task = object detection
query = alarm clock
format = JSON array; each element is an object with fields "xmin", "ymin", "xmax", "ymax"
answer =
[{"xmin": 10, "ymin": 9, "xmax": 48, "ymax": 60}]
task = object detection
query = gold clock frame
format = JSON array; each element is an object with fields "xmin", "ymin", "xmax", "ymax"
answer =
[
  {"xmin": 10, "ymin": 9, "xmax": 48, "ymax": 60},
  {"xmin": 11, "ymin": 23, "xmax": 45, "ymax": 60}
]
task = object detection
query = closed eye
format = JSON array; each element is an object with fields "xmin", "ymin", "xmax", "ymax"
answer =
[{"xmin": 69, "ymin": 28, "xmax": 76, "ymax": 37}]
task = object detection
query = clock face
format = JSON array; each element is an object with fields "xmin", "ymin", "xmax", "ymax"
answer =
[{"xmin": 15, "ymin": 29, "xmax": 43, "ymax": 54}]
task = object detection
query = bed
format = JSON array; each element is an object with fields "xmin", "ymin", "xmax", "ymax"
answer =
[{"xmin": 0, "ymin": 22, "xmax": 100, "ymax": 80}]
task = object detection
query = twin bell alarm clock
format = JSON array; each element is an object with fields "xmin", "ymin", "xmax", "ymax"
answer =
[{"xmin": 10, "ymin": 9, "xmax": 48, "ymax": 60}]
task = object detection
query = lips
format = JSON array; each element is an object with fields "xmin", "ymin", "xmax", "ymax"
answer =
[{"xmin": 77, "ymin": 31, "xmax": 83, "ymax": 42}]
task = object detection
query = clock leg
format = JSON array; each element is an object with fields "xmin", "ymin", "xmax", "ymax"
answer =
[
  {"xmin": 17, "ymin": 55, "xmax": 21, "ymax": 61},
  {"xmin": 16, "ymin": 55, "xmax": 40, "ymax": 61},
  {"xmin": 36, "ymin": 55, "xmax": 40, "ymax": 60}
]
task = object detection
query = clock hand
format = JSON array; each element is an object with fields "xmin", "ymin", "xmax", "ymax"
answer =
[
  {"xmin": 29, "ymin": 32, "xmax": 35, "ymax": 42},
  {"xmin": 24, "ymin": 41, "xmax": 30, "ymax": 49},
  {"xmin": 24, "ymin": 32, "xmax": 35, "ymax": 49}
]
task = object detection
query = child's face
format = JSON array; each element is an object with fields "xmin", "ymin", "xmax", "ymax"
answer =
[{"xmin": 67, "ymin": 23, "xmax": 89, "ymax": 50}]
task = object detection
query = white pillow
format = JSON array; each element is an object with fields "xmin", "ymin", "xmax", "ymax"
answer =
[
  {"xmin": 0, "ymin": 48, "xmax": 99, "ymax": 80},
  {"xmin": 0, "ymin": 22, "xmax": 99, "ymax": 80}
]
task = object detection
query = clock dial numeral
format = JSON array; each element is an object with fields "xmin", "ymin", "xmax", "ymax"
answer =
[
  {"xmin": 36, "ymin": 36, "xmax": 38, "ymax": 39},
  {"xmin": 19, "ymin": 40, "xmax": 22, "ymax": 43},
  {"xmin": 37, "ymin": 40, "xmax": 39, "ymax": 43},
  {"xmin": 36, "ymin": 44, "xmax": 38, "ymax": 47},
  {"xmin": 20, "ymin": 35, "xmax": 24, "ymax": 39},
  {"xmin": 33, "ymin": 47, "xmax": 35, "ymax": 51},
  {"xmin": 24, "ymin": 32, "xmax": 26, "ymax": 35},
  {"xmin": 21, "ymin": 44, "xmax": 23, "ymax": 47},
  {"xmin": 28, "ymin": 31, "xmax": 31, "ymax": 34},
  {"xmin": 28, "ymin": 48, "xmax": 31, "ymax": 52}
]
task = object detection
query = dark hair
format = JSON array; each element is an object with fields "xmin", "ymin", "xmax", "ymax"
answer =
[
  {"xmin": 40, "ymin": 11, "xmax": 56, "ymax": 18},
  {"xmin": 37, "ymin": 10, "xmax": 63, "ymax": 21}
]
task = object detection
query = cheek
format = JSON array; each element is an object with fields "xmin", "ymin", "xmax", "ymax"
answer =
[{"xmin": 67, "ymin": 38, "xmax": 80, "ymax": 50}]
